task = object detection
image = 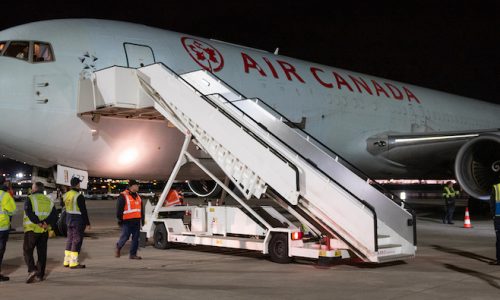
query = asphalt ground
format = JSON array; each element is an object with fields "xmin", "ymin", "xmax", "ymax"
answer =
[{"xmin": 0, "ymin": 199, "xmax": 499, "ymax": 299}]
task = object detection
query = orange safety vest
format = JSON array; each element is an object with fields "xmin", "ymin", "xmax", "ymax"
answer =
[
  {"xmin": 122, "ymin": 190, "xmax": 142, "ymax": 220},
  {"xmin": 164, "ymin": 190, "xmax": 183, "ymax": 207}
]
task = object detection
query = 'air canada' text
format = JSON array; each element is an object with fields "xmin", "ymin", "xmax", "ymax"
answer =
[{"xmin": 241, "ymin": 52, "xmax": 421, "ymax": 104}]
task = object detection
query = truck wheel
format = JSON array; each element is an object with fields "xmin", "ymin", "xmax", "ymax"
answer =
[
  {"xmin": 153, "ymin": 223, "xmax": 172, "ymax": 249},
  {"xmin": 269, "ymin": 233, "xmax": 292, "ymax": 264}
]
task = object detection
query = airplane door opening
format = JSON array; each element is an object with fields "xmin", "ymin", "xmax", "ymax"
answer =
[{"xmin": 124, "ymin": 43, "xmax": 155, "ymax": 68}]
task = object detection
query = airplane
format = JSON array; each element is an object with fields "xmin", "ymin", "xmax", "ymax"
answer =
[{"xmin": 0, "ymin": 19, "xmax": 499, "ymax": 200}]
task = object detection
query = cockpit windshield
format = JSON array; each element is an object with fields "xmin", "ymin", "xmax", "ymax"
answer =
[
  {"xmin": 0, "ymin": 40, "xmax": 54, "ymax": 63},
  {"xmin": 33, "ymin": 42, "xmax": 53, "ymax": 62},
  {"xmin": 3, "ymin": 41, "xmax": 30, "ymax": 61}
]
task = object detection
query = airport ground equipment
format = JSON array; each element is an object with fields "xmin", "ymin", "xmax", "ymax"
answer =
[{"xmin": 78, "ymin": 63, "xmax": 417, "ymax": 263}]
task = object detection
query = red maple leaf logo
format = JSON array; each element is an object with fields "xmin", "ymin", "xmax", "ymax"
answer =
[{"xmin": 181, "ymin": 37, "xmax": 224, "ymax": 72}]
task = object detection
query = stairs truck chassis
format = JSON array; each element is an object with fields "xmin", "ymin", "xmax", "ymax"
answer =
[{"xmin": 144, "ymin": 134, "xmax": 342, "ymax": 264}]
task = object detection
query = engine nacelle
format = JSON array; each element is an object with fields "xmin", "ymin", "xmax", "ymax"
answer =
[
  {"xmin": 187, "ymin": 180, "xmax": 222, "ymax": 198},
  {"xmin": 455, "ymin": 134, "xmax": 500, "ymax": 200}
]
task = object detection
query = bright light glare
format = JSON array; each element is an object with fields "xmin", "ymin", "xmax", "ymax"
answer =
[
  {"xmin": 118, "ymin": 148, "xmax": 139, "ymax": 165},
  {"xmin": 400, "ymin": 192, "xmax": 407, "ymax": 200},
  {"xmin": 16, "ymin": 172, "xmax": 24, "ymax": 178}
]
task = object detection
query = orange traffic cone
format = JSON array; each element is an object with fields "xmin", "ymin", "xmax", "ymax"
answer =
[{"xmin": 463, "ymin": 207, "xmax": 473, "ymax": 228}]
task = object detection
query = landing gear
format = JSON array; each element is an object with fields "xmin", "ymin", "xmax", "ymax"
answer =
[
  {"xmin": 187, "ymin": 180, "xmax": 222, "ymax": 198},
  {"xmin": 55, "ymin": 209, "xmax": 67, "ymax": 237}
]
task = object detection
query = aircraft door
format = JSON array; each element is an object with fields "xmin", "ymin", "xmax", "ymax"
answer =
[{"xmin": 124, "ymin": 43, "xmax": 155, "ymax": 68}]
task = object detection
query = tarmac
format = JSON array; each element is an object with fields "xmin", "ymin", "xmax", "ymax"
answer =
[{"xmin": 0, "ymin": 200, "xmax": 499, "ymax": 299}]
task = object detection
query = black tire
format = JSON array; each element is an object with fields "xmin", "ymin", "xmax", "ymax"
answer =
[
  {"xmin": 268, "ymin": 233, "xmax": 293, "ymax": 264},
  {"xmin": 153, "ymin": 223, "xmax": 172, "ymax": 249},
  {"xmin": 56, "ymin": 210, "xmax": 67, "ymax": 237}
]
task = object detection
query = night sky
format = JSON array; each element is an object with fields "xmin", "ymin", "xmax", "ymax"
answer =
[{"xmin": 0, "ymin": 0, "xmax": 499, "ymax": 172}]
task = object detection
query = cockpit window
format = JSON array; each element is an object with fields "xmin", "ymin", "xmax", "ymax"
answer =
[
  {"xmin": 3, "ymin": 41, "xmax": 30, "ymax": 61},
  {"xmin": 33, "ymin": 42, "xmax": 54, "ymax": 62},
  {"xmin": 0, "ymin": 41, "xmax": 55, "ymax": 63}
]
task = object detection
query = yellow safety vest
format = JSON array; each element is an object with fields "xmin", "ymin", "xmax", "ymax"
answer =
[
  {"xmin": 494, "ymin": 184, "xmax": 500, "ymax": 216},
  {"xmin": 0, "ymin": 190, "xmax": 16, "ymax": 231},
  {"xmin": 23, "ymin": 193, "xmax": 54, "ymax": 233},
  {"xmin": 63, "ymin": 190, "xmax": 81, "ymax": 215},
  {"xmin": 443, "ymin": 186, "xmax": 459, "ymax": 198}
]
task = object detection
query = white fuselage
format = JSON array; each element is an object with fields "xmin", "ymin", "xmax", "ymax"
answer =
[{"xmin": 1, "ymin": 19, "xmax": 499, "ymax": 179}]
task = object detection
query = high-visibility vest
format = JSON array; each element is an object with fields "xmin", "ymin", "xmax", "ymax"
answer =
[
  {"xmin": 0, "ymin": 190, "xmax": 16, "ymax": 231},
  {"xmin": 122, "ymin": 190, "xmax": 142, "ymax": 220},
  {"xmin": 23, "ymin": 193, "xmax": 54, "ymax": 233},
  {"xmin": 164, "ymin": 190, "xmax": 183, "ymax": 207},
  {"xmin": 443, "ymin": 186, "xmax": 459, "ymax": 198},
  {"xmin": 494, "ymin": 184, "xmax": 500, "ymax": 216},
  {"xmin": 63, "ymin": 190, "xmax": 81, "ymax": 215}
]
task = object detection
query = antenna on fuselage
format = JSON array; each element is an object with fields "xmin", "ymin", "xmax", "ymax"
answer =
[{"xmin": 274, "ymin": 47, "xmax": 279, "ymax": 55}]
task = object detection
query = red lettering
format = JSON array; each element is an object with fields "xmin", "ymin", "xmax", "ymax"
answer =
[
  {"xmin": 332, "ymin": 72, "xmax": 353, "ymax": 92},
  {"xmin": 277, "ymin": 60, "xmax": 305, "ymax": 83},
  {"xmin": 241, "ymin": 52, "xmax": 266, "ymax": 77},
  {"xmin": 310, "ymin": 67, "xmax": 333, "ymax": 88},
  {"xmin": 348, "ymin": 75, "xmax": 373, "ymax": 95},
  {"xmin": 385, "ymin": 83, "xmax": 403, "ymax": 100},
  {"xmin": 263, "ymin": 57, "xmax": 279, "ymax": 79},
  {"xmin": 372, "ymin": 80, "xmax": 390, "ymax": 98},
  {"xmin": 403, "ymin": 87, "xmax": 421, "ymax": 103}
]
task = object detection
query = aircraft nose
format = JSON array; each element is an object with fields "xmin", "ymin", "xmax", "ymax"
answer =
[
  {"xmin": 0, "ymin": 58, "xmax": 9, "ymax": 103},
  {"xmin": 0, "ymin": 57, "xmax": 31, "ymax": 107}
]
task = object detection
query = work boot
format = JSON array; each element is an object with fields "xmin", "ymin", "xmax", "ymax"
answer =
[
  {"xmin": 63, "ymin": 250, "xmax": 71, "ymax": 267},
  {"xmin": 69, "ymin": 264, "xmax": 86, "ymax": 269},
  {"xmin": 69, "ymin": 251, "xmax": 86, "ymax": 269},
  {"xmin": 129, "ymin": 255, "xmax": 142, "ymax": 260},
  {"xmin": 115, "ymin": 247, "xmax": 121, "ymax": 258},
  {"xmin": 0, "ymin": 274, "xmax": 9, "ymax": 281},
  {"xmin": 26, "ymin": 271, "xmax": 37, "ymax": 284}
]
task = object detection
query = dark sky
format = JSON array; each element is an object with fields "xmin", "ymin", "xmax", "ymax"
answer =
[
  {"xmin": 1, "ymin": 0, "xmax": 499, "ymax": 104},
  {"xmin": 0, "ymin": 0, "xmax": 498, "ymax": 174}
]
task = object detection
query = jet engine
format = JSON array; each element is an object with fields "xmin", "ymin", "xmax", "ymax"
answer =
[
  {"xmin": 455, "ymin": 134, "xmax": 500, "ymax": 200},
  {"xmin": 187, "ymin": 180, "xmax": 222, "ymax": 198}
]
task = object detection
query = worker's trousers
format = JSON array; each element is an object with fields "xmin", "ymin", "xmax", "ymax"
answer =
[
  {"xmin": 66, "ymin": 222, "xmax": 85, "ymax": 253},
  {"xmin": 117, "ymin": 220, "xmax": 140, "ymax": 257},
  {"xmin": 495, "ymin": 217, "xmax": 500, "ymax": 261},
  {"xmin": 0, "ymin": 230, "xmax": 9, "ymax": 273},
  {"xmin": 23, "ymin": 231, "xmax": 48, "ymax": 278},
  {"xmin": 443, "ymin": 199, "xmax": 455, "ymax": 224}
]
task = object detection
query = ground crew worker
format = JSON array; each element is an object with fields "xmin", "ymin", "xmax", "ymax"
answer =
[
  {"xmin": 442, "ymin": 181, "xmax": 459, "ymax": 224},
  {"xmin": 62, "ymin": 177, "xmax": 90, "ymax": 269},
  {"xmin": 164, "ymin": 188, "xmax": 183, "ymax": 207},
  {"xmin": 115, "ymin": 180, "xmax": 143, "ymax": 260},
  {"xmin": 23, "ymin": 182, "xmax": 57, "ymax": 283},
  {"xmin": 0, "ymin": 175, "xmax": 16, "ymax": 281},
  {"xmin": 490, "ymin": 179, "xmax": 500, "ymax": 265}
]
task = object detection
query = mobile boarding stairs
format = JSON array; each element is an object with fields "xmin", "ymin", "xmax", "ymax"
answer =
[{"xmin": 78, "ymin": 63, "xmax": 417, "ymax": 264}]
